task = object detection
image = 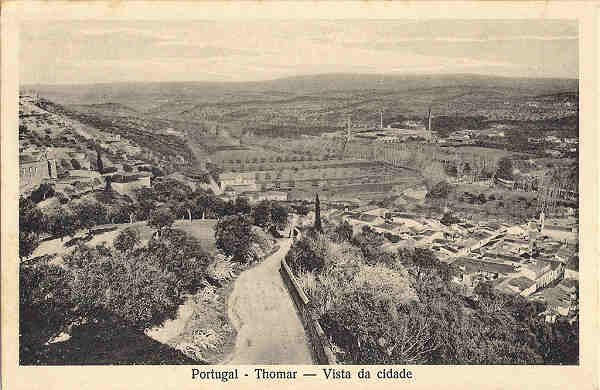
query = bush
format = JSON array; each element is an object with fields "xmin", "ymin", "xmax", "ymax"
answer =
[
  {"xmin": 215, "ymin": 215, "xmax": 255, "ymax": 263},
  {"xmin": 20, "ymin": 263, "xmax": 75, "ymax": 363},
  {"xmin": 148, "ymin": 207, "xmax": 175, "ymax": 235},
  {"xmin": 426, "ymin": 181, "xmax": 452, "ymax": 200},
  {"xmin": 285, "ymin": 235, "xmax": 326, "ymax": 274}
]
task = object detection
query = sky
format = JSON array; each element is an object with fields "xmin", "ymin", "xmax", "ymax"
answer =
[{"xmin": 20, "ymin": 20, "xmax": 578, "ymax": 85}]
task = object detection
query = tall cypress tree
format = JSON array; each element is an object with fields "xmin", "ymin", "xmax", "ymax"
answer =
[
  {"xmin": 314, "ymin": 193, "xmax": 322, "ymax": 233},
  {"xmin": 97, "ymin": 149, "xmax": 104, "ymax": 173}
]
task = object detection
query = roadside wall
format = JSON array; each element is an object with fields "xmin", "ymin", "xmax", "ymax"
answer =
[{"xmin": 280, "ymin": 257, "xmax": 337, "ymax": 365}]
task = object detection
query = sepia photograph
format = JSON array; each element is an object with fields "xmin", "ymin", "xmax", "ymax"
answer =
[
  {"xmin": 15, "ymin": 17, "xmax": 583, "ymax": 368},
  {"xmin": 3, "ymin": 3, "xmax": 597, "ymax": 388}
]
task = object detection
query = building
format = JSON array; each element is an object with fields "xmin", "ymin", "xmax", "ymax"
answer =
[
  {"xmin": 451, "ymin": 257, "xmax": 517, "ymax": 291},
  {"xmin": 106, "ymin": 134, "xmax": 121, "ymax": 142},
  {"xmin": 110, "ymin": 173, "xmax": 152, "ymax": 197},
  {"xmin": 20, "ymin": 151, "xmax": 57, "ymax": 190},
  {"xmin": 219, "ymin": 172, "xmax": 258, "ymax": 192}
]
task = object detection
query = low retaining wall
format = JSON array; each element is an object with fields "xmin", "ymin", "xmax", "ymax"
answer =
[{"xmin": 280, "ymin": 258, "xmax": 337, "ymax": 364}]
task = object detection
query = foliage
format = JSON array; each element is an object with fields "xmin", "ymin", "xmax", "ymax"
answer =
[
  {"xmin": 426, "ymin": 181, "xmax": 452, "ymax": 200},
  {"xmin": 233, "ymin": 196, "xmax": 251, "ymax": 215},
  {"xmin": 285, "ymin": 234, "xmax": 327, "ymax": 274},
  {"xmin": 496, "ymin": 157, "xmax": 514, "ymax": 181},
  {"xmin": 294, "ymin": 201, "xmax": 310, "ymax": 216},
  {"xmin": 146, "ymin": 229, "xmax": 210, "ymax": 295},
  {"xmin": 314, "ymin": 193, "xmax": 323, "ymax": 233},
  {"xmin": 19, "ymin": 197, "xmax": 45, "ymax": 258},
  {"xmin": 30, "ymin": 183, "xmax": 56, "ymax": 203},
  {"xmin": 75, "ymin": 201, "xmax": 108, "ymax": 233},
  {"xmin": 252, "ymin": 201, "xmax": 272, "ymax": 228},
  {"xmin": 113, "ymin": 227, "xmax": 141, "ymax": 254},
  {"xmin": 351, "ymin": 225, "xmax": 385, "ymax": 262},
  {"xmin": 207, "ymin": 254, "xmax": 236, "ymax": 281},
  {"xmin": 332, "ymin": 221, "xmax": 353, "ymax": 242},
  {"xmin": 20, "ymin": 231, "xmax": 40, "ymax": 260},
  {"xmin": 96, "ymin": 150, "xmax": 104, "ymax": 173},
  {"xmin": 20, "ymin": 263, "xmax": 75, "ymax": 363},
  {"xmin": 214, "ymin": 215, "xmax": 255, "ymax": 263},
  {"xmin": 270, "ymin": 202, "xmax": 289, "ymax": 230},
  {"xmin": 148, "ymin": 207, "xmax": 175, "ymax": 235},
  {"xmin": 48, "ymin": 206, "xmax": 79, "ymax": 241}
]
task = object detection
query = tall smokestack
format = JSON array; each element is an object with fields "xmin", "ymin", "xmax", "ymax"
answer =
[
  {"xmin": 380, "ymin": 110, "xmax": 383, "ymax": 129},
  {"xmin": 347, "ymin": 116, "xmax": 351, "ymax": 136},
  {"xmin": 427, "ymin": 107, "xmax": 432, "ymax": 132}
]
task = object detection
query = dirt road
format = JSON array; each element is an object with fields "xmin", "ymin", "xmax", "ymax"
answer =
[{"xmin": 224, "ymin": 238, "xmax": 313, "ymax": 364}]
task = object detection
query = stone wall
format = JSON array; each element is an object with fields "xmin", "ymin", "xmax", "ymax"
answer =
[{"xmin": 279, "ymin": 257, "xmax": 337, "ymax": 365}]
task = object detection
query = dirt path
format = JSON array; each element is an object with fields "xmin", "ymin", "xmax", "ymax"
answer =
[{"xmin": 224, "ymin": 238, "xmax": 313, "ymax": 364}]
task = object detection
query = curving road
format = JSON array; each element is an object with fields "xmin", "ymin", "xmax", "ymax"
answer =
[{"xmin": 223, "ymin": 238, "xmax": 312, "ymax": 364}]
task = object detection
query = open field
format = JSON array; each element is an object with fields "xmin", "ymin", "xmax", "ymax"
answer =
[{"xmin": 27, "ymin": 219, "xmax": 218, "ymax": 265}]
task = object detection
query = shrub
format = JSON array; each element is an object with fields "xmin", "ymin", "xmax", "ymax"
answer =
[
  {"xmin": 285, "ymin": 235, "xmax": 327, "ymax": 274},
  {"xmin": 215, "ymin": 215, "xmax": 255, "ymax": 263},
  {"xmin": 148, "ymin": 207, "xmax": 175, "ymax": 236},
  {"xmin": 207, "ymin": 254, "xmax": 235, "ymax": 281}
]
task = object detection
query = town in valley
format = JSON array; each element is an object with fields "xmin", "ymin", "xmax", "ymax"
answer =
[{"xmin": 19, "ymin": 20, "xmax": 579, "ymax": 366}]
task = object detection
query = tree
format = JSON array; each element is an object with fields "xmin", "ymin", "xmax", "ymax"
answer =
[
  {"xmin": 148, "ymin": 207, "xmax": 175, "ymax": 237},
  {"xmin": 252, "ymin": 201, "xmax": 272, "ymax": 228},
  {"xmin": 314, "ymin": 193, "xmax": 323, "ymax": 233},
  {"xmin": 410, "ymin": 248, "xmax": 439, "ymax": 280},
  {"xmin": 76, "ymin": 201, "xmax": 107, "ymax": 234},
  {"xmin": 296, "ymin": 201, "xmax": 309, "ymax": 216},
  {"xmin": 96, "ymin": 149, "xmax": 104, "ymax": 173},
  {"xmin": 30, "ymin": 183, "xmax": 55, "ymax": 203},
  {"xmin": 270, "ymin": 202, "xmax": 289, "ymax": 230},
  {"xmin": 104, "ymin": 175, "xmax": 113, "ymax": 194},
  {"xmin": 496, "ymin": 157, "xmax": 514, "ymax": 181},
  {"xmin": 20, "ymin": 196, "xmax": 44, "ymax": 234},
  {"xmin": 426, "ymin": 181, "xmax": 452, "ymax": 200},
  {"xmin": 333, "ymin": 221, "xmax": 353, "ymax": 242},
  {"xmin": 196, "ymin": 193, "xmax": 215, "ymax": 219},
  {"xmin": 20, "ymin": 231, "xmax": 40, "ymax": 260},
  {"xmin": 234, "ymin": 196, "xmax": 251, "ymax": 215},
  {"xmin": 215, "ymin": 215, "xmax": 255, "ymax": 263},
  {"xmin": 352, "ymin": 225, "xmax": 385, "ymax": 262},
  {"xmin": 113, "ymin": 227, "xmax": 141, "ymax": 254},
  {"xmin": 19, "ymin": 263, "xmax": 75, "ymax": 363},
  {"xmin": 49, "ymin": 207, "xmax": 79, "ymax": 242}
]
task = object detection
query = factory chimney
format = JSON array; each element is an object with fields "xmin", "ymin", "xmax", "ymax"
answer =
[
  {"xmin": 347, "ymin": 117, "xmax": 351, "ymax": 137},
  {"xmin": 380, "ymin": 109, "xmax": 383, "ymax": 129},
  {"xmin": 427, "ymin": 106, "xmax": 432, "ymax": 132}
]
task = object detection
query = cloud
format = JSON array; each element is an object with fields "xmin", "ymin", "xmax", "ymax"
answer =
[{"xmin": 20, "ymin": 20, "xmax": 578, "ymax": 84}]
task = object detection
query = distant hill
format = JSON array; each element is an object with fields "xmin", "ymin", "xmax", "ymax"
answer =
[
  {"xmin": 26, "ymin": 73, "xmax": 578, "ymax": 140},
  {"xmin": 71, "ymin": 102, "xmax": 139, "ymax": 116},
  {"xmin": 26, "ymin": 73, "xmax": 578, "ymax": 106}
]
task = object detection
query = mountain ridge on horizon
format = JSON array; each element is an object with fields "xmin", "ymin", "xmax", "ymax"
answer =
[{"xmin": 22, "ymin": 72, "xmax": 579, "ymax": 89}]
